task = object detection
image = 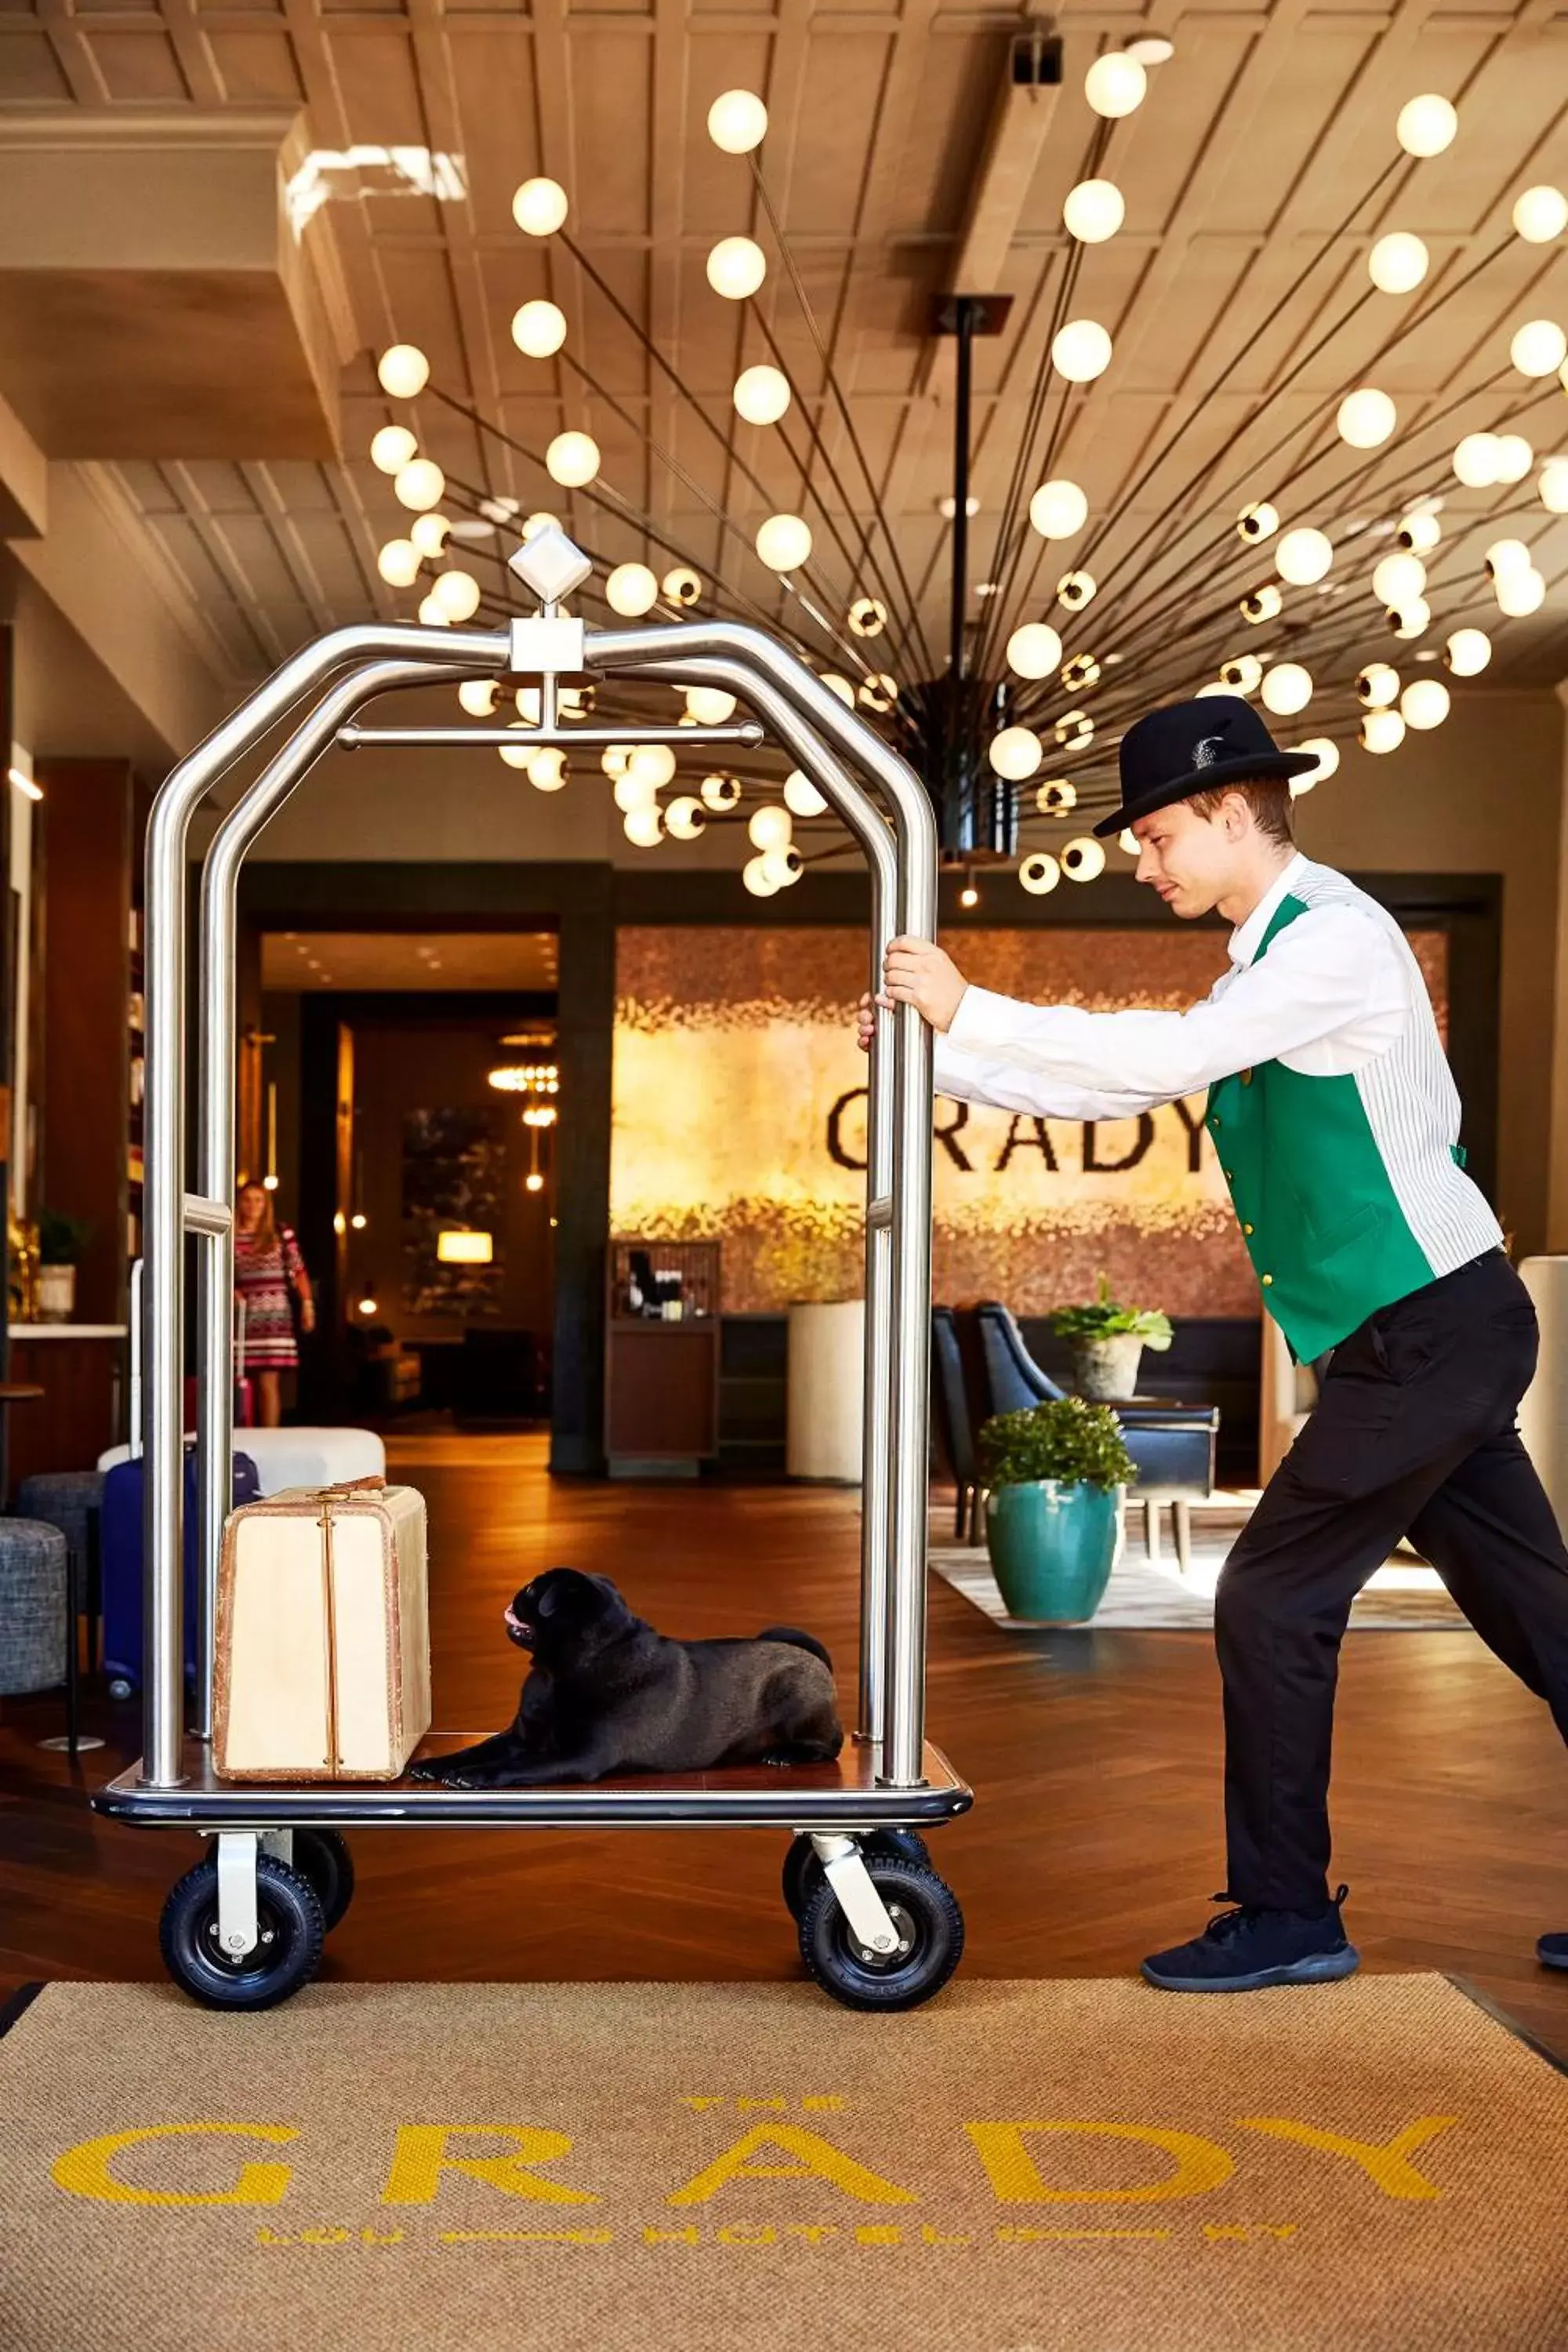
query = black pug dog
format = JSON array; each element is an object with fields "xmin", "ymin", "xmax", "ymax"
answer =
[{"xmin": 410, "ymin": 1567, "xmax": 843, "ymax": 1790}]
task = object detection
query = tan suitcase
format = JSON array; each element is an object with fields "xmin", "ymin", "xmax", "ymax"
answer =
[{"xmin": 214, "ymin": 1478, "xmax": 431, "ymax": 1781}]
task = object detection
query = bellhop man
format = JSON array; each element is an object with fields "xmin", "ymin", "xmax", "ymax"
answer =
[{"xmin": 865, "ymin": 692, "xmax": 1568, "ymax": 1993}]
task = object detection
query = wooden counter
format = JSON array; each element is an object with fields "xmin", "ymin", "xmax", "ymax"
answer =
[{"xmin": 6, "ymin": 1326, "xmax": 128, "ymax": 1491}]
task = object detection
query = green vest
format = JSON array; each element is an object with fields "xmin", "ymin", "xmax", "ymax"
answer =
[{"xmin": 1204, "ymin": 894, "xmax": 1459, "ymax": 1362}]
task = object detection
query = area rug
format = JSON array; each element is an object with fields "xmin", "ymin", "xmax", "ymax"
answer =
[
  {"xmin": 931, "ymin": 1507, "xmax": 1468, "ymax": 1633},
  {"xmin": 2, "ymin": 1975, "xmax": 1565, "ymax": 2350}
]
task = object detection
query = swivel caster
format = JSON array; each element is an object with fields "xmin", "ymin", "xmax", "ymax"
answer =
[
  {"xmin": 781, "ymin": 1828, "xmax": 930, "ymax": 1921},
  {"xmin": 799, "ymin": 1854, "xmax": 964, "ymax": 2012},
  {"xmin": 159, "ymin": 1853, "xmax": 325, "ymax": 2012},
  {"xmin": 290, "ymin": 1828, "xmax": 356, "ymax": 1933}
]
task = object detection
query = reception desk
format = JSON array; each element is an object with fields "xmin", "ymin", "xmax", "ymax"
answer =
[{"xmin": 6, "ymin": 1325, "xmax": 128, "ymax": 1493}]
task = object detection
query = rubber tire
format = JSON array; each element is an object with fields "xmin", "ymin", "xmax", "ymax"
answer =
[
  {"xmin": 781, "ymin": 1828, "xmax": 932, "ymax": 1922},
  {"xmin": 159, "ymin": 1853, "xmax": 325, "ymax": 2013},
  {"xmin": 290, "ymin": 1828, "xmax": 355, "ymax": 1933},
  {"xmin": 798, "ymin": 1856, "xmax": 964, "ymax": 2013}
]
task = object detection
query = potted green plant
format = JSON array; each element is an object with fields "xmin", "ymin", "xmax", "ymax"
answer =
[
  {"xmin": 36, "ymin": 1208, "xmax": 92, "ymax": 1324},
  {"xmin": 979, "ymin": 1397, "xmax": 1133, "ymax": 1622},
  {"xmin": 1051, "ymin": 1272, "xmax": 1173, "ymax": 1401}
]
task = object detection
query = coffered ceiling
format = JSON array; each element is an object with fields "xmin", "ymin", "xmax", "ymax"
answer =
[{"xmin": 1, "ymin": 0, "xmax": 1566, "ymax": 739}]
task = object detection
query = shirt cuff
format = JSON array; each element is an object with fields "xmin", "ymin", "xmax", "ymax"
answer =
[{"xmin": 946, "ymin": 982, "xmax": 1026, "ymax": 1056}]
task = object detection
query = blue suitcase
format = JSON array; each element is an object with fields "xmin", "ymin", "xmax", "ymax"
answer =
[{"xmin": 102, "ymin": 1448, "xmax": 262, "ymax": 1696}]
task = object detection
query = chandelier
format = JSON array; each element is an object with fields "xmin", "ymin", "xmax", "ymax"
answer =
[{"xmin": 365, "ymin": 57, "xmax": 1566, "ymax": 898}]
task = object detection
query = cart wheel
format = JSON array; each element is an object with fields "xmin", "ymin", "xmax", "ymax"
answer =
[
  {"xmin": 782, "ymin": 1828, "xmax": 931, "ymax": 1921},
  {"xmin": 290, "ymin": 1828, "xmax": 356, "ymax": 1933},
  {"xmin": 799, "ymin": 1856, "xmax": 964, "ymax": 2013},
  {"xmin": 159, "ymin": 1854, "xmax": 325, "ymax": 2012},
  {"xmin": 107, "ymin": 1678, "xmax": 132, "ymax": 1702}
]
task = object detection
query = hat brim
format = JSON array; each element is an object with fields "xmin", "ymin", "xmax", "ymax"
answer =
[{"xmin": 1093, "ymin": 749, "xmax": 1323, "ymax": 839}]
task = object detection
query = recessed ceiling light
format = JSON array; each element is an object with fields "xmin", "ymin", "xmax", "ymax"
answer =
[
  {"xmin": 937, "ymin": 495, "xmax": 981, "ymax": 519},
  {"xmin": 1127, "ymin": 35, "xmax": 1174, "ymax": 65},
  {"xmin": 1104, "ymin": 652, "xmax": 1124, "ymax": 665},
  {"xmin": 975, "ymin": 581, "xmax": 1000, "ymax": 597},
  {"xmin": 1415, "ymin": 648, "xmax": 1439, "ymax": 662}
]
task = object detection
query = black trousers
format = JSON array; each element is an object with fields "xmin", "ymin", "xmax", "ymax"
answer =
[{"xmin": 1216, "ymin": 1248, "xmax": 1568, "ymax": 1909}]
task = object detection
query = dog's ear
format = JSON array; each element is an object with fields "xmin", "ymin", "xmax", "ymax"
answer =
[{"xmin": 535, "ymin": 1574, "xmax": 570, "ymax": 1618}]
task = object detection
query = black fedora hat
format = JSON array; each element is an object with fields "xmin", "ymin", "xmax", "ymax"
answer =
[{"xmin": 1092, "ymin": 694, "xmax": 1320, "ymax": 839}]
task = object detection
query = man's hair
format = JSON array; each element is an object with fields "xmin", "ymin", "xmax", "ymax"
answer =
[{"xmin": 1185, "ymin": 774, "xmax": 1295, "ymax": 848}]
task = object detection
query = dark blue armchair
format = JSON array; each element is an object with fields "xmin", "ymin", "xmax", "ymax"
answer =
[
  {"xmin": 931, "ymin": 1307, "xmax": 983, "ymax": 1541},
  {"xmin": 975, "ymin": 1300, "xmax": 1218, "ymax": 1573}
]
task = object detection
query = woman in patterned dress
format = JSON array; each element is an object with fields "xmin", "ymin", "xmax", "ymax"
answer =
[{"xmin": 234, "ymin": 1181, "xmax": 315, "ymax": 1428}]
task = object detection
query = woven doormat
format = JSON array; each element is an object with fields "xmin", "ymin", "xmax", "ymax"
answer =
[{"xmin": 2, "ymin": 1975, "xmax": 1565, "ymax": 2351}]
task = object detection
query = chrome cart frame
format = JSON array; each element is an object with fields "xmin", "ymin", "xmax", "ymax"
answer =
[{"xmin": 92, "ymin": 532, "xmax": 971, "ymax": 2008}]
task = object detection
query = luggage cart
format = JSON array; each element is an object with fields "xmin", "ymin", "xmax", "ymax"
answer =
[{"xmin": 92, "ymin": 526, "xmax": 973, "ymax": 2013}]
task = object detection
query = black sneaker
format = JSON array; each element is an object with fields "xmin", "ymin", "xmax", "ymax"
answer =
[
  {"xmin": 1537, "ymin": 1933, "xmax": 1568, "ymax": 1972},
  {"xmin": 1142, "ymin": 1886, "xmax": 1360, "ymax": 1993}
]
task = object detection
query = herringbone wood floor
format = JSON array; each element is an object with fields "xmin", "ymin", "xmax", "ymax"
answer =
[{"xmin": 4, "ymin": 1436, "xmax": 1567, "ymax": 2059}]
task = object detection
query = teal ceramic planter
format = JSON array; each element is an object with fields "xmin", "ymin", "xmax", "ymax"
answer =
[{"xmin": 985, "ymin": 1479, "xmax": 1123, "ymax": 1624}]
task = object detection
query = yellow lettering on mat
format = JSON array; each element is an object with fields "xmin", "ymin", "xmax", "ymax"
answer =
[
  {"xmin": 966, "ymin": 2123, "xmax": 1236, "ymax": 2205},
  {"xmin": 53, "ymin": 2125, "xmax": 296, "ymax": 2207},
  {"xmin": 1236, "ymin": 2116, "xmax": 1458, "ymax": 2201},
  {"xmin": 668, "ymin": 2125, "xmax": 916, "ymax": 2207},
  {"xmin": 381, "ymin": 2127, "xmax": 598, "ymax": 2206}
]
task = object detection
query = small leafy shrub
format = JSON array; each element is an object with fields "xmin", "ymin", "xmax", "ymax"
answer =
[
  {"xmin": 38, "ymin": 1209, "xmax": 93, "ymax": 1266},
  {"xmin": 1050, "ymin": 1270, "xmax": 1172, "ymax": 1352},
  {"xmin": 978, "ymin": 1397, "xmax": 1134, "ymax": 1494}
]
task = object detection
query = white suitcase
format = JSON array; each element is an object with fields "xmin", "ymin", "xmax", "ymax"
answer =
[{"xmin": 214, "ymin": 1478, "xmax": 431, "ymax": 1781}]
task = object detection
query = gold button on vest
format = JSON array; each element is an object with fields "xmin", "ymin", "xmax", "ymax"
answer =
[
  {"xmin": 1243, "ymin": 1222, "xmax": 1254, "ymax": 1236},
  {"xmin": 1261, "ymin": 1272, "xmax": 1274, "ymax": 1287}
]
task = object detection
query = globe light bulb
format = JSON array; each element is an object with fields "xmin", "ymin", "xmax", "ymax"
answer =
[
  {"xmin": 1494, "ymin": 434, "xmax": 1534, "ymax": 485},
  {"xmin": 418, "ymin": 593, "xmax": 449, "ymax": 626},
  {"xmin": 1237, "ymin": 502, "xmax": 1279, "ymax": 543},
  {"xmin": 601, "ymin": 746, "xmax": 631, "ymax": 778},
  {"xmin": 733, "ymin": 365, "xmax": 791, "ymax": 425},
  {"xmin": 1119, "ymin": 829, "xmax": 1139, "ymax": 853},
  {"xmin": 1291, "ymin": 739, "xmax": 1340, "ymax": 789},
  {"xmin": 499, "ymin": 722, "xmax": 532, "ymax": 767},
  {"xmin": 1036, "ymin": 780, "xmax": 1078, "ymax": 815},
  {"xmin": 1061, "ymin": 836, "xmax": 1107, "ymax": 884},
  {"xmin": 1373, "ymin": 551, "xmax": 1426, "ymax": 607},
  {"xmin": 613, "ymin": 771, "xmax": 657, "ymax": 812},
  {"xmin": 1240, "ymin": 584, "xmax": 1283, "ymax": 624},
  {"xmin": 1513, "ymin": 186, "xmax": 1568, "ymax": 244},
  {"xmin": 1511, "ymin": 320, "xmax": 1567, "ymax": 378},
  {"xmin": 1398, "ymin": 510, "xmax": 1442, "ymax": 554},
  {"xmin": 1357, "ymin": 662, "xmax": 1400, "ymax": 707},
  {"xmin": 623, "ymin": 805, "xmax": 665, "ymax": 848},
  {"xmin": 665, "ymin": 796, "xmax": 707, "ymax": 840},
  {"xmin": 1338, "ymin": 388, "xmax": 1397, "ymax": 448},
  {"xmin": 663, "ymin": 567, "xmax": 702, "ymax": 606},
  {"xmin": 1062, "ymin": 179, "xmax": 1125, "ymax": 243},
  {"xmin": 394, "ymin": 458, "xmax": 445, "ymax": 512},
  {"xmin": 512, "ymin": 299, "xmax": 567, "ymax": 358},
  {"xmin": 1401, "ymin": 678, "xmax": 1450, "ymax": 730},
  {"xmin": 431, "ymin": 568, "xmax": 481, "ymax": 622},
  {"xmin": 1390, "ymin": 598, "xmax": 1432, "ymax": 640},
  {"xmin": 1007, "ymin": 622, "xmax": 1062, "ymax": 679},
  {"xmin": 1444, "ymin": 627, "xmax": 1491, "ymax": 676},
  {"xmin": 756, "ymin": 514, "xmax": 811, "ymax": 572},
  {"xmin": 1368, "ymin": 233, "xmax": 1429, "ymax": 293},
  {"xmin": 1028, "ymin": 479, "xmax": 1089, "ymax": 539},
  {"xmin": 761, "ymin": 845, "xmax": 804, "ymax": 889},
  {"xmin": 1276, "ymin": 528, "xmax": 1333, "ymax": 586},
  {"xmin": 701, "ymin": 772, "xmax": 741, "ymax": 811},
  {"xmin": 989, "ymin": 727, "xmax": 1043, "ymax": 781},
  {"xmin": 1496, "ymin": 566, "xmax": 1546, "ymax": 616},
  {"xmin": 1396, "ymin": 94, "xmax": 1457, "ymax": 157},
  {"xmin": 371, "ymin": 424, "xmax": 418, "ymax": 474},
  {"xmin": 516, "ymin": 687, "xmax": 542, "ymax": 723},
  {"xmin": 706, "ymin": 236, "xmax": 767, "ymax": 299},
  {"xmin": 1360, "ymin": 708, "xmax": 1406, "ymax": 754},
  {"xmin": 708, "ymin": 89, "xmax": 768, "ymax": 154},
  {"xmin": 522, "ymin": 510, "xmax": 561, "ymax": 541},
  {"xmin": 1261, "ymin": 661, "xmax": 1312, "ymax": 716},
  {"xmin": 628, "ymin": 743, "xmax": 677, "ymax": 789},
  {"xmin": 513, "ymin": 177, "xmax": 569, "ymax": 236},
  {"xmin": 1084, "ymin": 52, "xmax": 1146, "ymax": 117},
  {"xmin": 459, "ymin": 680, "xmax": 499, "ymax": 717},
  {"xmin": 684, "ymin": 686, "xmax": 737, "ymax": 726},
  {"xmin": 1453, "ymin": 433, "xmax": 1501, "ymax": 488},
  {"xmin": 1220, "ymin": 653, "xmax": 1263, "ymax": 693},
  {"xmin": 409, "ymin": 512, "xmax": 451, "ymax": 557},
  {"xmin": 784, "ymin": 771, "xmax": 828, "ymax": 818},
  {"xmin": 377, "ymin": 344, "xmax": 430, "ymax": 399},
  {"xmin": 546, "ymin": 431, "xmax": 600, "ymax": 487},
  {"xmin": 747, "ymin": 804, "xmax": 792, "ymax": 853},
  {"xmin": 1485, "ymin": 536, "xmax": 1532, "ymax": 579},
  {"xmin": 1018, "ymin": 852, "xmax": 1062, "ymax": 896},
  {"xmin": 376, "ymin": 538, "xmax": 421, "ymax": 587},
  {"xmin": 848, "ymin": 597, "xmax": 887, "ymax": 637},
  {"xmin": 527, "ymin": 747, "xmax": 568, "ymax": 791},
  {"xmin": 605, "ymin": 562, "xmax": 659, "ymax": 617},
  {"xmin": 742, "ymin": 855, "xmax": 781, "ymax": 898},
  {"xmin": 1058, "ymin": 570, "xmax": 1097, "ymax": 610},
  {"xmin": 1051, "ymin": 320, "xmax": 1112, "ymax": 382},
  {"xmin": 1539, "ymin": 459, "xmax": 1568, "ymax": 515}
]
